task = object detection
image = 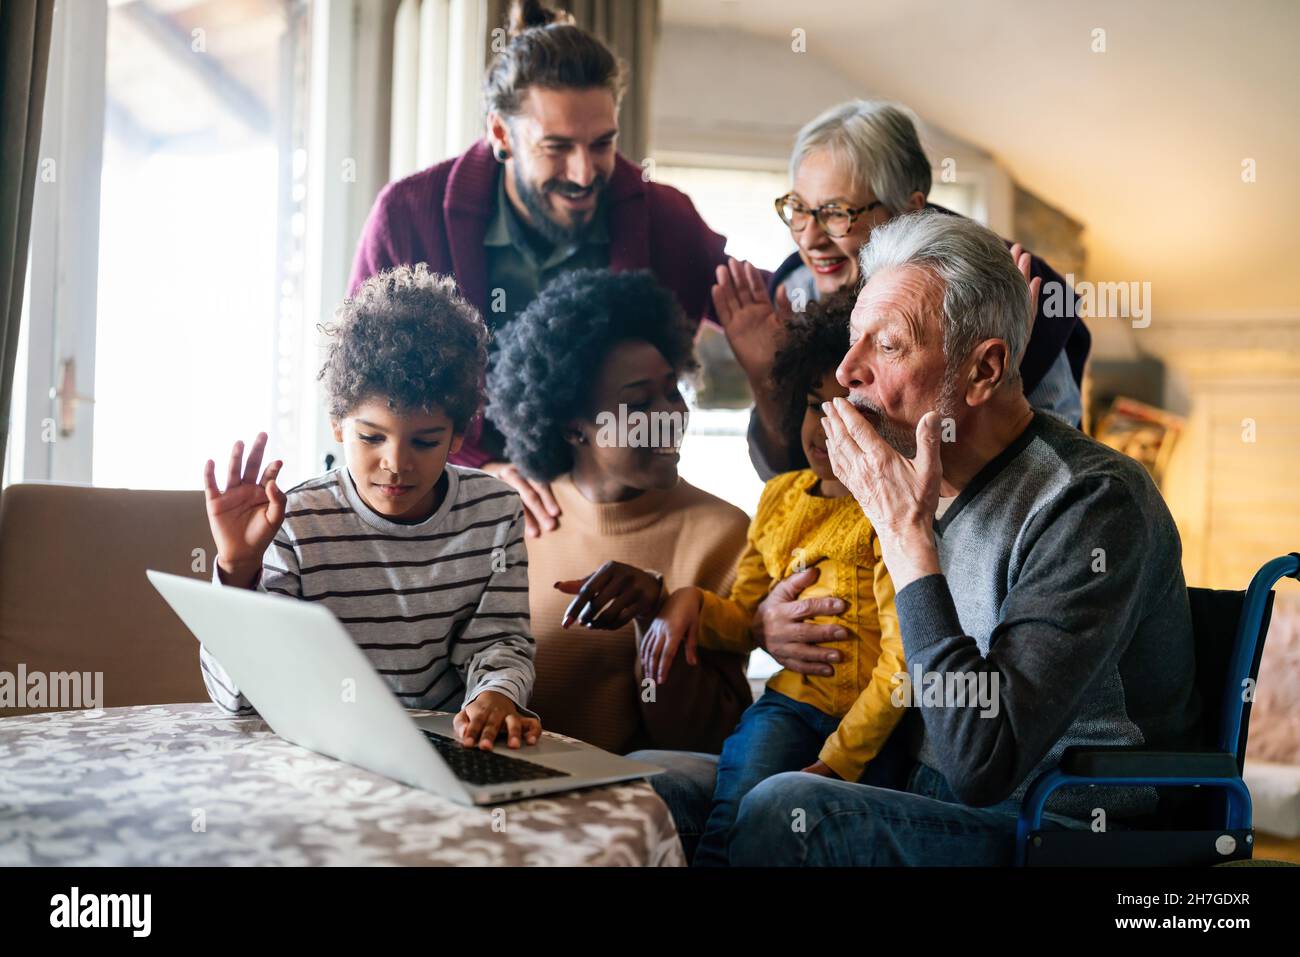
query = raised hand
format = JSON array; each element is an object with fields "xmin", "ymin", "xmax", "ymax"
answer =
[
  {"xmin": 203, "ymin": 432, "xmax": 286, "ymax": 588},
  {"xmin": 1008, "ymin": 242, "xmax": 1041, "ymax": 338},
  {"xmin": 711, "ymin": 257, "xmax": 793, "ymax": 385}
]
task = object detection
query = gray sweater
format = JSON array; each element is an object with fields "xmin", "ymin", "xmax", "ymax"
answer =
[
  {"xmin": 199, "ymin": 464, "xmax": 537, "ymax": 719},
  {"xmin": 894, "ymin": 411, "xmax": 1199, "ymax": 819}
]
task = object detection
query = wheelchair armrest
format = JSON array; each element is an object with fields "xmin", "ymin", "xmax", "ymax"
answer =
[
  {"xmin": 1059, "ymin": 746, "xmax": 1239, "ymax": 780},
  {"xmin": 1015, "ymin": 754, "xmax": 1255, "ymax": 862}
]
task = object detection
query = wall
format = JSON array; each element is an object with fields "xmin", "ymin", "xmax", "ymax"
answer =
[
  {"xmin": 650, "ymin": 23, "xmax": 1014, "ymax": 237},
  {"xmin": 650, "ymin": 23, "xmax": 1149, "ymax": 365}
]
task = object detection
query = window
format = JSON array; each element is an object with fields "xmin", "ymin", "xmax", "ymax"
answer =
[
  {"xmin": 929, "ymin": 181, "xmax": 978, "ymax": 219},
  {"xmin": 93, "ymin": 0, "xmax": 312, "ymax": 490},
  {"xmin": 8, "ymin": 0, "xmax": 313, "ymax": 491},
  {"xmin": 652, "ymin": 161, "xmax": 796, "ymax": 268},
  {"xmin": 649, "ymin": 159, "xmax": 789, "ymax": 519}
]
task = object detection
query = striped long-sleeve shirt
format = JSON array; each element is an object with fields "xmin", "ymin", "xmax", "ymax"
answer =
[{"xmin": 199, "ymin": 464, "xmax": 537, "ymax": 719}]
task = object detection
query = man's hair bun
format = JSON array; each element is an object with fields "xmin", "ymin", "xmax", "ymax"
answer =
[
  {"xmin": 485, "ymin": 0, "xmax": 624, "ymax": 122},
  {"xmin": 507, "ymin": 0, "xmax": 575, "ymax": 39}
]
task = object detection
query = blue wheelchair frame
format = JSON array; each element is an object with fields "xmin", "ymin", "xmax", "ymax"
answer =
[{"xmin": 1015, "ymin": 553, "xmax": 1300, "ymax": 866}]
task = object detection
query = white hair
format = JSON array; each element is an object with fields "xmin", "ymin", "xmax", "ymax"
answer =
[
  {"xmin": 790, "ymin": 100, "xmax": 932, "ymax": 213},
  {"xmin": 858, "ymin": 211, "xmax": 1030, "ymax": 387}
]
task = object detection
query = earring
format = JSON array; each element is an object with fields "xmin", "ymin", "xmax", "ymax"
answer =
[{"xmin": 494, "ymin": 146, "xmax": 510, "ymax": 162}]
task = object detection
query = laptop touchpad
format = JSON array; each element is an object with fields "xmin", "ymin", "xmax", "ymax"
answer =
[{"xmin": 412, "ymin": 713, "xmax": 582, "ymax": 755}]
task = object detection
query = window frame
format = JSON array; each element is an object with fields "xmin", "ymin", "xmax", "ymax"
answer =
[{"xmin": 12, "ymin": 0, "xmax": 108, "ymax": 485}]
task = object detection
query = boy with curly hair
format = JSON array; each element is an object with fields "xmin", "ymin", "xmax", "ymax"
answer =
[{"xmin": 200, "ymin": 264, "xmax": 541, "ymax": 752}]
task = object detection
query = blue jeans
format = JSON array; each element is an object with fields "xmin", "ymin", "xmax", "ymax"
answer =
[
  {"xmin": 639, "ymin": 689, "xmax": 913, "ymax": 866},
  {"xmin": 629, "ymin": 750, "xmax": 722, "ymax": 862},
  {"xmin": 632, "ymin": 745, "xmax": 1093, "ymax": 866},
  {"xmin": 693, "ymin": 690, "xmax": 841, "ymax": 866}
]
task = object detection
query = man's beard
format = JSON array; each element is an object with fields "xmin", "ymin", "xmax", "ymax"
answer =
[
  {"xmin": 847, "ymin": 369, "xmax": 960, "ymax": 459},
  {"xmin": 512, "ymin": 164, "xmax": 606, "ymax": 247}
]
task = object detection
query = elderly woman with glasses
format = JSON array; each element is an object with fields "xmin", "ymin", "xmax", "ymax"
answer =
[
  {"xmin": 713, "ymin": 99, "xmax": 1091, "ymax": 482},
  {"xmin": 699, "ymin": 99, "xmax": 1094, "ymax": 731}
]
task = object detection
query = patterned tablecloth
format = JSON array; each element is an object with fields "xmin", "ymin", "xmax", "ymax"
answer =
[{"xmin": 0, "ymin": 703, "xmax": 686, "ymax": 866}]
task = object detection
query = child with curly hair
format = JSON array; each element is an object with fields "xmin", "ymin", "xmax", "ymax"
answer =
[
  {"xmin": 199, "ymin": 264, "xmax": 541, "ymax": 752},
  {"xmin": 636, "ymin": 288, "xmax": 908, "ymax": 865}
]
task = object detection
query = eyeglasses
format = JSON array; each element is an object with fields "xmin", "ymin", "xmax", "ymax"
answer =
[{"xmin": 774, "ymin": 193, "xmax": 884, "ymax": 238}]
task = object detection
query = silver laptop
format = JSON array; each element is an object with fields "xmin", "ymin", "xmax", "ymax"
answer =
[{"xmin": 147, "ymin": 570, "xmax": 662, "ymax": 806}]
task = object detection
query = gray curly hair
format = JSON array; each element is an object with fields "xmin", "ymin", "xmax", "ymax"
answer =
[{"xmin": 318, "ymin": 264, "xmax": 489, "ymax": 429}]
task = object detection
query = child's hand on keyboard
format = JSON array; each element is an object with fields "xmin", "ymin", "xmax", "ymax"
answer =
[
  {"xmin": 203, "ymin": 432, "xmax": 286, "ymax": 589},
  {"xmin": 639, "ymin": 586, "xmax": 704, "ymax": 686},
  {"xmin": 454, "ymin": 690, "xmax": 541, "ymax": 751}
]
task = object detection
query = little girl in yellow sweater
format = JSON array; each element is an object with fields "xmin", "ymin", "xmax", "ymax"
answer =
[{"xmin": 637, "ymin": 289, "xmax": 907, "ymax": 866}]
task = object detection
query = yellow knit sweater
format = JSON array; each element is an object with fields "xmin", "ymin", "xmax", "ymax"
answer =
[{"xmin": 697, "ymin": 468, "xmax": 905, "ymax": 781}]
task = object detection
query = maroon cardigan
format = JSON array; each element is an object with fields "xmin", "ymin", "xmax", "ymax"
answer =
[{"xmin": 348, "ymin": 139, "xmax": 729, "ymax": 468}]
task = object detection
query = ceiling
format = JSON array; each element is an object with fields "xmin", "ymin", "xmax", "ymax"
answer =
[
  {"xmin": 104, "ymin": 0, "xmax": 283, "ymax": 149},
  {"xmin": 662, "ymin": 0, "xmax": 1300, "ymax": 322}
]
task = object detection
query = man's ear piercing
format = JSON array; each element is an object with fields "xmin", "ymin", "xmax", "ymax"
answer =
[{"xmin": 494, "ymin": 147, "xmax": 510, "ymax": 162}]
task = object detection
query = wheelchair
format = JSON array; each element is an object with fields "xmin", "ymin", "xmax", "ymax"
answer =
[{"xmin": 1016, "ymin": 552, "xmax": 1300, "ymax": 866}]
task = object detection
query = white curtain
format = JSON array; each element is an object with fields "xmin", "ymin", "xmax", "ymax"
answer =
[
  {"xmin": 560, "ymin": 0, "xmax": 659, "ymax": 166},
  {"xmin": 390, "ymin": 0, "xmax": 488, "ymax": 180}
]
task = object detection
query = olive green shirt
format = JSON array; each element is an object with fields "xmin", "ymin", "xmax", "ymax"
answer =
[{"xmin": 483, "ymin": 169, "xmax": 610, "ymax": 326}]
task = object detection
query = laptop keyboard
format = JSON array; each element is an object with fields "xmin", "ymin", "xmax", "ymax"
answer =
[{"xmin": 421, "ymin": 730, "xmax": 570, "ymax": 786}]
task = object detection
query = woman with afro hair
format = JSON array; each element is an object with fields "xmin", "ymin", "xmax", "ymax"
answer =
[{"xmin": 486, "ymin": 268, "xmax": 752, "ymax": 755}]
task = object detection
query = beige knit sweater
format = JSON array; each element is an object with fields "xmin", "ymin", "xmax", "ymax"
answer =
[{"xmin": 524, "ymin": 473, "xmax": 752, "ymax": 754}]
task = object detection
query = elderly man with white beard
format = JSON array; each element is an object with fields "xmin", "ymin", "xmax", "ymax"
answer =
[{"xmin": 638, "ymin": 210, "xmax": 1200, "ymax": 866}]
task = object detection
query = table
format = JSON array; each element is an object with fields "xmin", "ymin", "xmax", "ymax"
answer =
[{"xmin": 0, "ymin": 703, "xmax": 685, "ymax": 866}]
